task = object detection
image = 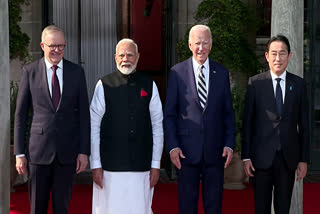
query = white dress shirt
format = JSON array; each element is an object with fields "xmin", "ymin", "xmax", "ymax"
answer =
[
  {"xmin": 192, "ymin": 57, "xmax": 210, "ymax": 92},
  {"xmin": 270, "ymin": 70, "xmax": 286, "ymax": 102}
]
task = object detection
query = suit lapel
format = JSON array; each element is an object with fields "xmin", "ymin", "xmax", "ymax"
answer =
[
  {"xmin": 186, "ymin": 58, "xmax": 202, "ymax": 109},
  {"xmin": 206, "ymin": 59, "xmax": 217, "ymax": 109},
  {"xmin": 39, "ymin": 58, "xmax": 56, "ymax": 111},
  {"xmin": 283, "ymin": 72, "xmax": 294, "ymax": 117},
  {"xmin": 264, "ymin": 71, "xmax": 278, "ymax": 114},
  {"xmin": 58, "ymin": 59, "xmax": 69, "ymax": 111}
]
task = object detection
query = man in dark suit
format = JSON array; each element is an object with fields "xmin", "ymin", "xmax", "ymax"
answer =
[
  {"xmin": 164, "ymin": 24, "xmax": 236, "ymax": 214},
  {"xmin": 14, "ymin": 25, "xmax": 90, "ymax": 214},
  {"xmin": 242, "ymin": 34, "xmax": 309, "ymax": 214}
]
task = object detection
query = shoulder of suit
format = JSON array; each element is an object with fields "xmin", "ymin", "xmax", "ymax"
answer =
[
  {"xmin": 63, "ymin": 58, "xmax": 82, "ymax": 70},
  {"xmin": 170, "ymin": 57, "xmax": 193, "ymax": 72},
  {"xmin": 286, "ymin": 71, "xmax": 305, "ymax": 83},
  {"xmin": 209, "ymin": 59, "xmax": 229, "ymax": 74},
  {"xmin": 249, "ymin": 71, "xmax": 269, "ymax": 82},
  {"xmin": 23, "ymin": 58, "xmax": 44, "ymax": 71}
]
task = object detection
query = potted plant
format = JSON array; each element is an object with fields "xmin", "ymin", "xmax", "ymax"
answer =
[{"xmin": 223, "ymin": 84, "xmax": 247, "ymax": 190}]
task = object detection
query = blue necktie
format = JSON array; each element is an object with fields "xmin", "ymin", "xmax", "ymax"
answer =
[{"xmin": 275, "ymin": 78, "xmax": 283, "ymax": 116}]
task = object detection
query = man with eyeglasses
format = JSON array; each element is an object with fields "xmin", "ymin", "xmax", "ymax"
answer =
[
  {"xmin": 14, "ymin": 25, "xmax": 90, "ymax": 214},
  {"xmin": 242, "ymin": 34, "xmax": 309, "ymax": 214}
]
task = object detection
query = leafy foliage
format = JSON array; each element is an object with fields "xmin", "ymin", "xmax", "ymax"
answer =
[
  {"xmin": 9, "ymin": 0, "xmax": 30, "ymax": 61},
  {"xmin": 177, "ymin": 0, "xmax": 261, "ymax": 75},
  {"xmin": 231, "ymin": 84, "xmax": 245, "ymax": 152}
]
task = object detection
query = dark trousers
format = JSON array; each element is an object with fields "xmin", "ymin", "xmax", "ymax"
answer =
[
  {"xmin": 28, "ymin": 157, "xmax": 76, "ymax": 214},
  {"xmin": 177, "ymin": 161, "xmax": 224, "ymax": 214},
  {"xmin": 253, "ymin": 151, "xmax": 295, "ymax": 214}
]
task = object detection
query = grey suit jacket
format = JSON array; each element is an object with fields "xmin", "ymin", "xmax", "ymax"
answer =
[{"xmin": 14, "ymin": 58, "xmax": 90, "ymax": 165}]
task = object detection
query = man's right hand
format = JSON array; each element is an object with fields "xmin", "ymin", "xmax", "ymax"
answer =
[
  {"xmin": 16, "ymin": 156, "xmax": 28, "ymax": 175},
  {"xmin": 92, "ymin": 168, "xmax": 103, "ymax": 189},
  {"xmin": 169, "ymin": 148, "xmax": 186, "ymax": 170},
  {"xmin": 243, "ymin": 160, "xmax": 255, "ymax": 177}
]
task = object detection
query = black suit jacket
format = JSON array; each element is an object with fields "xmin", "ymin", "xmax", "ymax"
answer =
[
  {"xmin": 241, "ymin": 71, "xmax": 309, "ymax": 170},
  {"xmin": 14, "ymin": 58, "xmax": 90, "ymax": 165}
]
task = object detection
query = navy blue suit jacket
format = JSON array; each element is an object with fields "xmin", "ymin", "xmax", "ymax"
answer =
[
  {"xmin": 14, "ymin": 58, "xmax": 90, "ymax": 165},
  {"xmin": 164, "ymin": 57, "xmax": 236, "ymax": 165}
]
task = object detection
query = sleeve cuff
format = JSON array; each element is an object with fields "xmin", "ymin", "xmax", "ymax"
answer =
[
  {"xmin": 169, "ymin": 147, "xmax": 180, "ymax": 154},
  {"xmin": 151, "ymin": 160, "xmax": 161, "ymax": 169},
  {"xmin": 90, "ymin": 160, "xmax": 102, "ymax": 169},
  {"xmin": 224, "ymin": 146, "xmax": 233, "ymax": 153}
]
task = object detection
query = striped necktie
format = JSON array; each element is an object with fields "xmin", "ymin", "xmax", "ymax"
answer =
[{"xmin": 198, "ymin": 65, "xmax": 207, "ymax": 111}]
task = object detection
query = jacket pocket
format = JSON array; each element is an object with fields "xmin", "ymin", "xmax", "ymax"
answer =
[{"xmin": 30, "ymin": 127, "xmax": 43, "ymax": 135}]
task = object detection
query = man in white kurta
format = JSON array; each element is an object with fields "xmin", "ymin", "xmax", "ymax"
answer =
[{"xmin": 90, "ymin": 38, "xmax": 163, "ymax": 214}]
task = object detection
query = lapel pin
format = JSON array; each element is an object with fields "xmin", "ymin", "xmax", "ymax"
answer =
[
  {"xmin": 289, "ymin": 86, "xmax": 292, "ymax": 91},
  {"xmin": 213, "ymin": 70, "xmax": 216, "ymax": 74}
]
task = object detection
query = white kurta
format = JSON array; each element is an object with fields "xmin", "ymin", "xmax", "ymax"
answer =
[{"xmin": 90, "ymin": 79, "xmax": 164, "ymax": 214}]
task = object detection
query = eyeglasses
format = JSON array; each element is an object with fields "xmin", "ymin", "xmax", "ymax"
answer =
[
  {"xmin": 269, "ymin": 51, "xmax": 288, "ymax": 59},
  {"xmin": 43, "ymin": 43, "xmax": 66, "ymax": 51}
]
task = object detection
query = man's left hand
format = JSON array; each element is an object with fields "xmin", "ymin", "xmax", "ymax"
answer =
[
  {"xmin": 222, "ymin": 147, "xmax": 233, "ymax": 169},
  {"xmin": 296, "ymin": 162, "xmax": 307, "ymax": 181},
  {"xmin": 150, "ymin": 168, "xmax": 160, "ymax": 188},
  {"xmin": 76, "ymin": 154, "xmax": 88, "ymax": 174}
]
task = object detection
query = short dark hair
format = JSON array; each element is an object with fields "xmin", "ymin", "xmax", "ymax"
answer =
[{"xmin": 266, "ymin": 34, "xmax": 291, "ymax": 54}]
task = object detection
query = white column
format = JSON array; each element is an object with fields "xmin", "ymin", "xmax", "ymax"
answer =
[
  {"xmin": 271, "ymin": 0, "xmax": 304, "ymax": 214},
  {"xmin": 0, "ymin": 0, "xmax": 11, "ymax": 213}
]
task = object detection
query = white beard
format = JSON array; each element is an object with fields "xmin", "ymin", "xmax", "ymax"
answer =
[{"xmin": 117, "ymin": 61, "xmax": 138, "ymax": 75}]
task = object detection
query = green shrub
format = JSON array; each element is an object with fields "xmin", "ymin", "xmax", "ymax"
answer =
[
  {"xmin": 9, "ymin": 0, "xmax": 30, "ymax": 61},
  {"xmin": 177, "ymin": 0, "xmax": 261, "ymax": 76}
]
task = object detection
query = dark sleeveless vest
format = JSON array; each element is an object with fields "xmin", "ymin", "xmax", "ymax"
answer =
[{"xmin": 100, "ymin": 70, "xmax": 153, "ymax": 171}]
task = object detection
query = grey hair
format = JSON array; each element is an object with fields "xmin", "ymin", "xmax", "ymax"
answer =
[
  {"xmin": 188, "ymin": 24, "xmax": 212, "ymax": 43},
  {"xmin": 41, "ymin": 25, "xmax": 65, "ymax": 42},
  {"xmin": 116, "ymin": 38, "xmax": 139, "ymax": 54}
]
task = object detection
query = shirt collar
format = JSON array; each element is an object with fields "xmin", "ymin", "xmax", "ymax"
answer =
[
  {"xmin": 270, "ymin": 70, "xmax": 286, "ymax": 82},
  {"xmin": 192, "ymin": 57, "xmax": 209, "ymax": 73},
  {"xmin": 44, "ymin": 58, "xmax": 63, "ymax": 71}
]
